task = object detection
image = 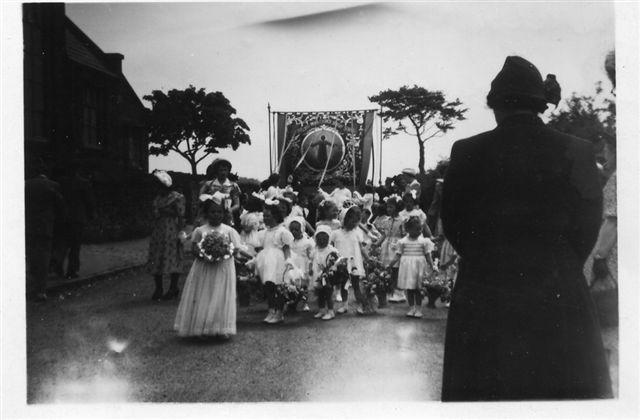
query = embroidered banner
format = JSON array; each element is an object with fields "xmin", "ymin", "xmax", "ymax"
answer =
[{"xmin": 275, "ymin": 110, "xmax": 374, "ymax": 188}]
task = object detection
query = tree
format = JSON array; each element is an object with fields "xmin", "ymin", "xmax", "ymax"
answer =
[
  {"xmin": 369, "ymin": 85, "xmax": 467, "ymax": 174},
  {"xmin": 546, "ymin": 82, "xmax": 615, "ymax": 152},
  {"xmin": 144, "ymin": 85, "xmax": 251, "ymax": 175}
]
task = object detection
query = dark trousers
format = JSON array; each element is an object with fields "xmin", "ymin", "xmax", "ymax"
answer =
[
  {"xmin": 65, "ymin": 223, "xmax": 84, "ymax": 275},
  {"xmin": 263, "ymin": 281, "xmax": 284, "ymax": 310},
  {"xmin": 26, "ymin": 235, "xmax": 52, "ymax": 295},
  {"xmin": 317, "ymin": 285, "xmax": 334, "ymax": 310},
  {"xmin": 52, "ymin": 222, "xmax": 84, "ymax": 276}
]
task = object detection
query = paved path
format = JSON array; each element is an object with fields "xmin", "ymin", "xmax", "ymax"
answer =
[
  {"xmin": 46, "ymin": 238, "xmax": 149, "ymax": 291},
  {"xmin": 27, "ymin": 270, "xmax": 447, "ymax": 403}
]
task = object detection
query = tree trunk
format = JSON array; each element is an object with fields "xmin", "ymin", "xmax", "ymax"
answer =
[
  {"xmin": 189, "ymin": 160, "xmax": 198, "ymax": 176},
  {"xmin": 418, "ymin": 140, "xmax": 426, "ymax": 175}
]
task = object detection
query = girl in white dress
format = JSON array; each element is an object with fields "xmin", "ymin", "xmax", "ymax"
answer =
[
  {"xmin": 174, "ymin": 195, "xmax": 251, "ymax": 339},
  {"xmin": 399, "ymin": 192, "xmax": 433, "ymax": 238},
  {"xmin": 388, "ymin": 216, "xmax": 435, "ymax": 318},
  {"xmin": 316, "ymin": 200, "xmax": 342, "ymax": 231},
  {"xmin": 309, "ymin": 225, "xmax": 340, "ymax": 320},
  {"xmin": 330, "ymin": 206, "xmax": 369, "ymax": 314},
  {"xmin": 255, "ymin": 202, "xmax": 295, "ymax": 324},
  {"xmin": 374, "ymin": 195, "xmax": 405, "ymax": 303},
  {"xmin": 288, "ymin": 219, "xmax": 314, "ymax": 311},
  {"xmin": 239, "ymin": 194, "xmax": 265, "ymax": 257}
]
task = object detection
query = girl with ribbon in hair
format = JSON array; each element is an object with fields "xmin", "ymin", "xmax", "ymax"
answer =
[
  {"xmin": 399, "ymin": 191, "xmax": 432, "ymax": 238},
  {"xmin": 315, "ymin": 200, "xmax": 341, "ymax": 232},
  {"xmin": 174, "ymin": 193, "xmax": 251, "ymax": 339},
  {"xmin": 309, "ymin": 225, "xmax": 341, "ymax": 320},
  {"xmin": 239, "ymin": 192, "xmax": 266, "ymax": 257},
  {"xmin": 147, "ymin": 170, "xmax": 186, "ymax": 301},
  {"xmin": 254, "ymin": 199, "xmax": 295, "ymax": 324},
  {"xmin": 374, "ymin": 194, "xmax": 406, "ymax": 303},
  {"xmin": 330, "ymin": 205, "xmax": 370, "ymax": 315}
]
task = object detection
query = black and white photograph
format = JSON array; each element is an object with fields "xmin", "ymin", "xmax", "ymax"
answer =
[{"xmin": 1, "ymin": 1, "xmax": 639, "ymax": 418}]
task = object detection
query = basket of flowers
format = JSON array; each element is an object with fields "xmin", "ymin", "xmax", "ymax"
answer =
[
  {"xmin": 364, "ymin": 246, "xmax": 394, "ymax": 308},
  {"xmin": 420, "ymin": 262, "xmax": 452, "ymax": 308},
  {"xmin": 197, "ymin": 231, "xmax": 235, "ymax": 263},
  {"xmin": 276, "ymin": 262, "xmax": 307, "ymax": 314}
]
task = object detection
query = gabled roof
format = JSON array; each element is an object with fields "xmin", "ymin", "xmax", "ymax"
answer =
[{"xmin": 65, "ymin": 17, "xmax": 116, "ymax": 77}]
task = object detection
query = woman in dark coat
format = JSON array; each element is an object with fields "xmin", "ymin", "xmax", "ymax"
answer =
[{"xmin": 440, "ymin": 56, "xmax": 612, "ymax": 401}]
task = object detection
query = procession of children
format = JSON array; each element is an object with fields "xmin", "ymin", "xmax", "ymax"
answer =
[{"xmin": 147, "ymin": 159, "xmax": 458, "ymax": 340}]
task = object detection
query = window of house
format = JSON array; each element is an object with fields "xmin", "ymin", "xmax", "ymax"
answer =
[{"xmin": 82, "ymin": 87, "xmax": 102, "ymax": 149}]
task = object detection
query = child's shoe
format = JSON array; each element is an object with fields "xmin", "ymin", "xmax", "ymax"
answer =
[
  {"xmin": 270, "ymin": 310, "xmax": 284, "ymax": 324},
  {"xmin": 263, "ymin": 309, "xmax": 275, "ymax": 323},
  {"xmin": 406, "ymin": 306, "xmax": 416, "ymax": 317},
  {"xmin": 302, "ymin": 303, "xmax": 310, "ymax": 312},
  {"xmin": 336, "ymin": 304, "xmax": 348, "ymax": 314},
  {"xmin": 413, "ymin": 309, "xmax": 423, "ymax": 318},
  {"xmin": 321, "ymin": 310, "xmax": 335, "ymax": 320},
  {"xmin": 314, "ymin": 309, "xmax": 327, "ymax": 319}
]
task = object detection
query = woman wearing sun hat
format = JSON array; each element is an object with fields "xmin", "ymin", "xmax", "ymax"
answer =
[
  {"xmin": 200, "ymin": 158, "xmax": 241, "ymax": 226},
  {"xmin": 440, "ymin": 56, "xmax": 612, "ymax": 400},
  {"xmin": 148, "ymin": 170, "xmax": 186, "ymax": 301}
]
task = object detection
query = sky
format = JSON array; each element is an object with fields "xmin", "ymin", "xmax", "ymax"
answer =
[{"xmin": 65, "ymin": 2, "xmax": 616, "ymax": 182}]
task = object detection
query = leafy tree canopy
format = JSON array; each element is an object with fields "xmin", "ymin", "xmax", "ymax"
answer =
[
  {"xmin": 144, "ymin": 85, "xmax": 251, "ymax": 175},
  {"xmin": 369, "ymin": 85, "xmax": 467, "ymax": 174},
  {"xmin": 547, "ymin": 82, "xmax": 615, "ymax": 150}
]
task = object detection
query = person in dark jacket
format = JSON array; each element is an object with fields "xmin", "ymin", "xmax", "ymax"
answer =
[
  {"xmin": 440, "ymin": 56, "xmax": 612, "ymax": 401},
  {"xmin": 25, "ymin": 159, "xmax": 66, "ymax": 301},
  {"xmin": 54, "ymin": 162, "xmax": 96, "ymax": 279}
]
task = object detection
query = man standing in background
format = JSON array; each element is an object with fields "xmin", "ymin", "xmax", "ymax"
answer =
[
  {"xmin": 55, "ymin": 162, "xmax": 95, "ymax": 279},
  {"xmin": 25, "ymin": 159, "xmax": 66, "ymax": 301}
]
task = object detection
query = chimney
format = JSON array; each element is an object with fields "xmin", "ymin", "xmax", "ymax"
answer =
[{"xmin": 105, "ymin": 53, "xmax": 124, "ymax": 74}]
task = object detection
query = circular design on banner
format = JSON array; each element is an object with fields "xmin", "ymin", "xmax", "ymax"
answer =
[{"xmin": 300, "ymin": 127, "xmax": 345, "ymax": 172}]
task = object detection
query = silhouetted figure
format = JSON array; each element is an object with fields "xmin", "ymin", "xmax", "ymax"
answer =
[
  {"xmin": 55, "ymin": 163, "xmax": 96, "ymax": 279},
  {"xmin": 441, "ymin": 56, "xmax": 612, "ymax": 401},
  {"xmin": 25, "ymin": 159, "xmax": 66, "ymax": 301}
]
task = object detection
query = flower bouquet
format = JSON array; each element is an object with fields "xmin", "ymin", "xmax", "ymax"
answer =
[
  {"xmin": 276, "ymin": 281, "xmax": 307, "ymax": 314},
  {"xmin": 363, "ymin": 246, "xmax": 394, "ymax": 308},
  {"xmin": 198, "ymin": 231, "xmax": 234, "ymax": 263},
  {"xmin": 318, "ymin": 252, "xmax": 349, "ymax": 288},
  {"xmin": 420, "ymin": 265, "xmax": 452, "ymax": 308}
]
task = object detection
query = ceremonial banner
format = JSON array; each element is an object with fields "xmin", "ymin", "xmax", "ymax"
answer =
[{"xmin": 275, "ymin": 110, "xmax": 375, "ymax": 188}]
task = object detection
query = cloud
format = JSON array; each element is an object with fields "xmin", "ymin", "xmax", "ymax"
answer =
[{"xmin": 251, "ymin": 3, "xmax": 392, "ymax": 29}]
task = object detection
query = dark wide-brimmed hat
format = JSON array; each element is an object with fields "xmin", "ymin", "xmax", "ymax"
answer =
[
  {"xmin": 487, "ymin": 56, "xmax": 546, "ymax": 104},
  {"xmin": 206, "ymin": 158, "xmax": 232, "ymax": 177}
]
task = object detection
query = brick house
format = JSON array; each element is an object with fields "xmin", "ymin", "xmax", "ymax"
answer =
[{"xmin": 23, "ymin": 3, "xmax": 148, "ymax": 176}]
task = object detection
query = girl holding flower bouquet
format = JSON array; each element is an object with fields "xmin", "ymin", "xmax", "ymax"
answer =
[
  {"xmin": 254, "ymin": 201, "xmax": 295, "ymax": 324},
  {"xmin": 330, "ymin": 206, "xmax": 370, "ymax": 315},
  {"xmin": 310, "ymin": 225, "xmax": 340, "ymax": 320},
  {"xmin": 374, "ymin": 195, "xmax": 405, "ymax": 303},
  {"xmin": 174, "ymin": 193, "xmax": 251, "ymax": 339},
  {"xmin": 388, "ymin": 216, "xmax": 435, "ymax": 318}
]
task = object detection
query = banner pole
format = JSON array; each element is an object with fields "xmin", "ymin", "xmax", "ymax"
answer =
[
  {"xmin": 371, "ymin": 111, "xmax": 376, "ymax": 186},
  {"xmin": 379, "ymin": 106, "xmax": 383, "ymax": 185},
  {"xmin": 268, "ymin": 103, "xmax": 273, "ymax": 175}
]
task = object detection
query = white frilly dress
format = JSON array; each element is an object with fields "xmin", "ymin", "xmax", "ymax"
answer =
[
  {"xmin": 396, "ymin": 235, "xmax": 434, "ymax": 290},
  {"xmin": 254, "ymin": 225, "xmax": 295, "ymax": 285},
  {"xmin": 174, "ymin": 223, "xmax": 241, "ymax": 337}
]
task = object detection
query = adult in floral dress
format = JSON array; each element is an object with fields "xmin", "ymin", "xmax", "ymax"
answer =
[
  {"xmin": 584, "ymin": 134, "xmax": 617, "ymax": 372},
  {"xmin": 148, "ymin": 170, "xmax": 186, "ymax": 301}
]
